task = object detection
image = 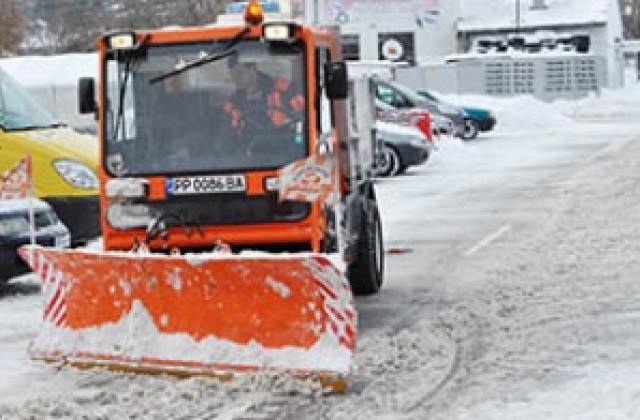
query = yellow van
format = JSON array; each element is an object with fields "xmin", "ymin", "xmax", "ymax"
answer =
[{"xmin": 0, "ymin": 66, "xmax": 99, "ymax": 245}]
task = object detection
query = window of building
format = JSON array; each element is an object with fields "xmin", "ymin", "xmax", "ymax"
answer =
[{"xmin": 340, "ymin": 34, "xmax": 360, "ymax": 61}]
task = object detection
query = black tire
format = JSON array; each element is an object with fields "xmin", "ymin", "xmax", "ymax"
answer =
[
  {"xmin": 376, "ymin": 145, "xmax": 401, "ymax": 177},
  {"xmin": 461, "ymin": 118, "xmax": 479, "ymax": 140},
  {"xmin": 348, "ymin": 199, "xmax": 384, "ymax": 295}
]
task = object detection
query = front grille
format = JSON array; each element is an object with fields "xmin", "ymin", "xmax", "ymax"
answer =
[{"xmin": 147, "ymin": 193, "xmax": 310, "ymax": 226}]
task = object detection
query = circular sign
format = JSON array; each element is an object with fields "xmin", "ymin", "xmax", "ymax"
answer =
[{"xmin": 381, "ymin": 38, "xmax": 404, "ymax": 61}]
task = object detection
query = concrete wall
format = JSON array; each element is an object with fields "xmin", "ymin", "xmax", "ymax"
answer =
[
  {"xmin": 309, "ymin": 0, "xmax": 459, "ymax": 62},
  {"xmin": 395, "ymin": 54, "xmax": 607, "ymax": 101}
]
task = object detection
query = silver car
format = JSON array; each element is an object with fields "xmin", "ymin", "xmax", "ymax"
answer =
[
  {"xmin": 374, "ymin": 120, "xmax": 433, "ymax": 177},
  {"xmin": 374, "ymin": 78, "xmax": 467, "ymax": 138}
]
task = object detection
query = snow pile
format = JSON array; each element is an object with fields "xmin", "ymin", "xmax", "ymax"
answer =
[
  {"xmin": 440, "ymin": 82, "xmax": 640, "ymax": 133},
  {"xmin": 0, "ymin": 320, "xmax": 459, "ymax": 419}
]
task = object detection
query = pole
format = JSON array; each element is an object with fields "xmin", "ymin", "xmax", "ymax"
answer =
[
  {"xmin": 515, "ymin": 0, "xmax": 521, "ymax": 34},
  {"xmin": 26, "ymin": 154, "xmax": 35, "ymax": 266}
]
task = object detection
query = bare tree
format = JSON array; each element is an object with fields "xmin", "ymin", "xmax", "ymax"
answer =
[
  {"xmin": 620, "ymin": 0, "xmax": 640, "ymax": 39},
  {"xmin": 44, "ymin": 4, "xmax": 106, "ymax": 53},
  {"xmin": 0, "ymin": 0, "xmax": 28, "ymax": 56},
  {"xmin": 103, "ymin": 0, "xmax": 230, "ymax": 31}
]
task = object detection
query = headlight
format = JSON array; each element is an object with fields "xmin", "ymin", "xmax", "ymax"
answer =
[
  {"xmin": 53, "ymin": 159, "xmax": 99, "ymax": 189},
  {"xmin": 0, "ymin": 216, "xmax": 29, "ymax": 236},
  {"xmin": 106, "ymin": 203, "xmax": 154, "ymax": 229}
]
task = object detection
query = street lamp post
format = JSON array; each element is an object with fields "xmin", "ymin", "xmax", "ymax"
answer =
[{"xmin": 515, "ymin": 0, "xmax": 521, "ymax": 34}]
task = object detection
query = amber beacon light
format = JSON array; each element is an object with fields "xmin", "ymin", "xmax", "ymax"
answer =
[{"xmin": 244, "ymin": 0, "xmax": 264, "ymax": 25}]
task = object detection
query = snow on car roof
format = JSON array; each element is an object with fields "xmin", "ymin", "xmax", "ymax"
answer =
[{"xmin": 375, "ymin": 120, "xmax": 425, "ymax": 137}]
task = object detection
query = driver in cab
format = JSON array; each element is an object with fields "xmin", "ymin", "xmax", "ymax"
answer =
[{"xmin": 223, "ymin": 54, "xmax": 304, "ymax": 140}]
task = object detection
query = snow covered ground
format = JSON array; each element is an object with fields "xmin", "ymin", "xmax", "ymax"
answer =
[{"xmin": 2, "ymin": 73, "xmax": 640, "ymax": 418}]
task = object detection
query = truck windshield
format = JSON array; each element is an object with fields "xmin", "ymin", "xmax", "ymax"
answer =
[
  {"xmin": 0, "ymin": 68, "xmax": 61, "ymax": 131},
  {"xmin": 103, "ymin": 40, "xmax": 307, "ymax": 176}
]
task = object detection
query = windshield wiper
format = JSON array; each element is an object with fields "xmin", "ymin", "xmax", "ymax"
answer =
[{"xmin": 149, "ymin": 26, "xmax": 250, "ymax": 84}]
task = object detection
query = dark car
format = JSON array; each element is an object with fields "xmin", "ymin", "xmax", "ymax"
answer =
[
  {"xmin": 417, "ymin": 89, "xmax": 497, "ymax": 140},
  {"xmin": 374, "ymin": 120, "xmax": 432, "ymax": 177},
  {"xmin": 373, "ymin": 78, "xmax": 468, "ymax": 139},
  {"xmin": 0, "ymin": 198, "xmax": 70, "ymax": 283}
]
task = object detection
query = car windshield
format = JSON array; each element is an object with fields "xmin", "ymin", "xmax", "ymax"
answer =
[
  {"xmin": 103, "ymin": 40, "xmax": 307, "ymax": 177},
  {"xmin": 0, "ymin": 67, "xmax": 60, "ymax": 131},
  {"xmin": 418, "ymin": 89, "xmax": 440, "ymax": 102}
]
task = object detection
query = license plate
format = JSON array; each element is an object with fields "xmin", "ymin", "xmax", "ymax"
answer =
[{"xmin": 166, "ymin": 175, "xmax": 246, "ymax": 195}]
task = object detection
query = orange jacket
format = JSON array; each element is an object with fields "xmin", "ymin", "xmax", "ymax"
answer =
[{"xmin": 224, "ymin": 75, "xmax": 304, "ymax": 130}]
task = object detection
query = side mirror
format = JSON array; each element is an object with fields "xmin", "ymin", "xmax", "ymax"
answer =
[
  {"xmin": 324, "ymin": 61, "xmax": 348, "ymax": 100},
  {"xmin": 78, "ymin": 77, "xmax": 97, "ymax": 116}
]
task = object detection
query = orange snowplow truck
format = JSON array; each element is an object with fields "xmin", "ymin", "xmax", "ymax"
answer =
[{"xmin": 20, "ymin": 1, "xmax": 383, "ymax": 391}]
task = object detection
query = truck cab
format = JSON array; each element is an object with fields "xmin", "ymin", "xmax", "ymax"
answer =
[{"xmin": 79, "ymin": 2, "xmax": 383, "ymax": 294}]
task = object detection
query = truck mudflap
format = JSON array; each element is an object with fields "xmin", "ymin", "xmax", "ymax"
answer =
[{"xmin": 19, "ymin": 245, "xmax": 356, "ymax": 391}]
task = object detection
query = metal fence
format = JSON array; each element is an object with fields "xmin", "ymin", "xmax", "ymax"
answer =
[{"xmin": 396, "ymin": 54, "xmax": 607, "ymax": 101}]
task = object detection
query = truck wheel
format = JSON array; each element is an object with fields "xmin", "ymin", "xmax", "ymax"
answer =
[
  {"xmin": 348, "ymin": 199, "xmax": 384, "ymax": 295},
  {"xmin": 397, "ymin": 164, "xmax": 409, "ymax": 175},
  {"xmin": 461, "ymin": 119, "xmax": 479, "ymax": 140},
  {"xmin": 376, "ymin": 145, "xmax": 401, "ymax": 177}
]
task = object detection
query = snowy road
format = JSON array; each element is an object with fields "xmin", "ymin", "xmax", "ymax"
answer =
[{"xmin": 2, "ymin": 89, "xmax": 640, "ymax": 419}]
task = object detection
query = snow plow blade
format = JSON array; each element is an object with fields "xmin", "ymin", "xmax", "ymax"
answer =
[{"xmin": 19, "ymin": 245, "xmax": 356, "ymax": 391}]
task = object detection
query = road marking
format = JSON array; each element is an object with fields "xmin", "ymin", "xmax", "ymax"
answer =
[
  {"xmin": 581, "ymin": 140, "xmax": 630, "ymax": 165},
  {"xmin": 464, "ymin": 224, "xmax": 512, "ymax": 257}
]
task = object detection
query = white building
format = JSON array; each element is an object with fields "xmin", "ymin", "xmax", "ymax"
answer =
[
  {"xmin": 457, "ymin": 0, "xmax": 625, "ymax": 88},
  {"xmin": 305, "ymin": 0, "xmax": 459, "ymax": 64}
]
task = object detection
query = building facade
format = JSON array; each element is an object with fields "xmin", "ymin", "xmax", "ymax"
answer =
[
  {"xmin": 457, "ymin": 0, "xmax": 625, "ymax": 88},
  {"xmin": 305, "ymin": 0, "xmax": 459, "ymax": 64}
]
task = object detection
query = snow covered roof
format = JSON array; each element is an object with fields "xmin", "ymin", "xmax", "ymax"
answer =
[{"xmin": 459, "ymin": 0, "xmax": 612, "ymax": 32}]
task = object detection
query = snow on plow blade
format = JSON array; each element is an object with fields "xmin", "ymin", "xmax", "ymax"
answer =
[{"xmin": 19, "ymin": 245, "xmax": 356, "ymax": 391}]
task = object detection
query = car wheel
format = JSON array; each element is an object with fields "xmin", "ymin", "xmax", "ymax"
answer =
[
  {"xmin": 376, "ymin": 145, "xmax": 401, "ymax": 177},
  {"xmin": 461, "ymin": 119, "xmax": 479, "ymax": 140},
  {"xmin": 348, "ymin": 198, "xmax": 384, "ymax": 295}
]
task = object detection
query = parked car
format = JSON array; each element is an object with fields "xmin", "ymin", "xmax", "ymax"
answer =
[
  {"xmin": 460, "ymin": 106, "xmax": 497, "ymax": 138},
  {"xmin": 375, "ymin": 99, "xmax": 434, "ymax": 143},
  {"xmin": 417, "ymin": 89, "xmax": 497, "ymax": 140},
  {"xmin": 373, "ymin": 78, "xmax": 468, "ymax": 139},
  {"xmin": 0, "ymin": 198, "xmax": 70, "ymax": 283},
  {"xmin": 374, "ymin": 120, "xmax": 432, "ymax": 177},
  {"xmin": 430, "ymin": 113, "xmax": 457, "ymax": 137}
]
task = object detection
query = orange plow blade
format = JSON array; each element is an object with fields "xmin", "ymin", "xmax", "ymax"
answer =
[{"xmin": 19, "ymin": 245, "xmax": 356, "ymax": 391}]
